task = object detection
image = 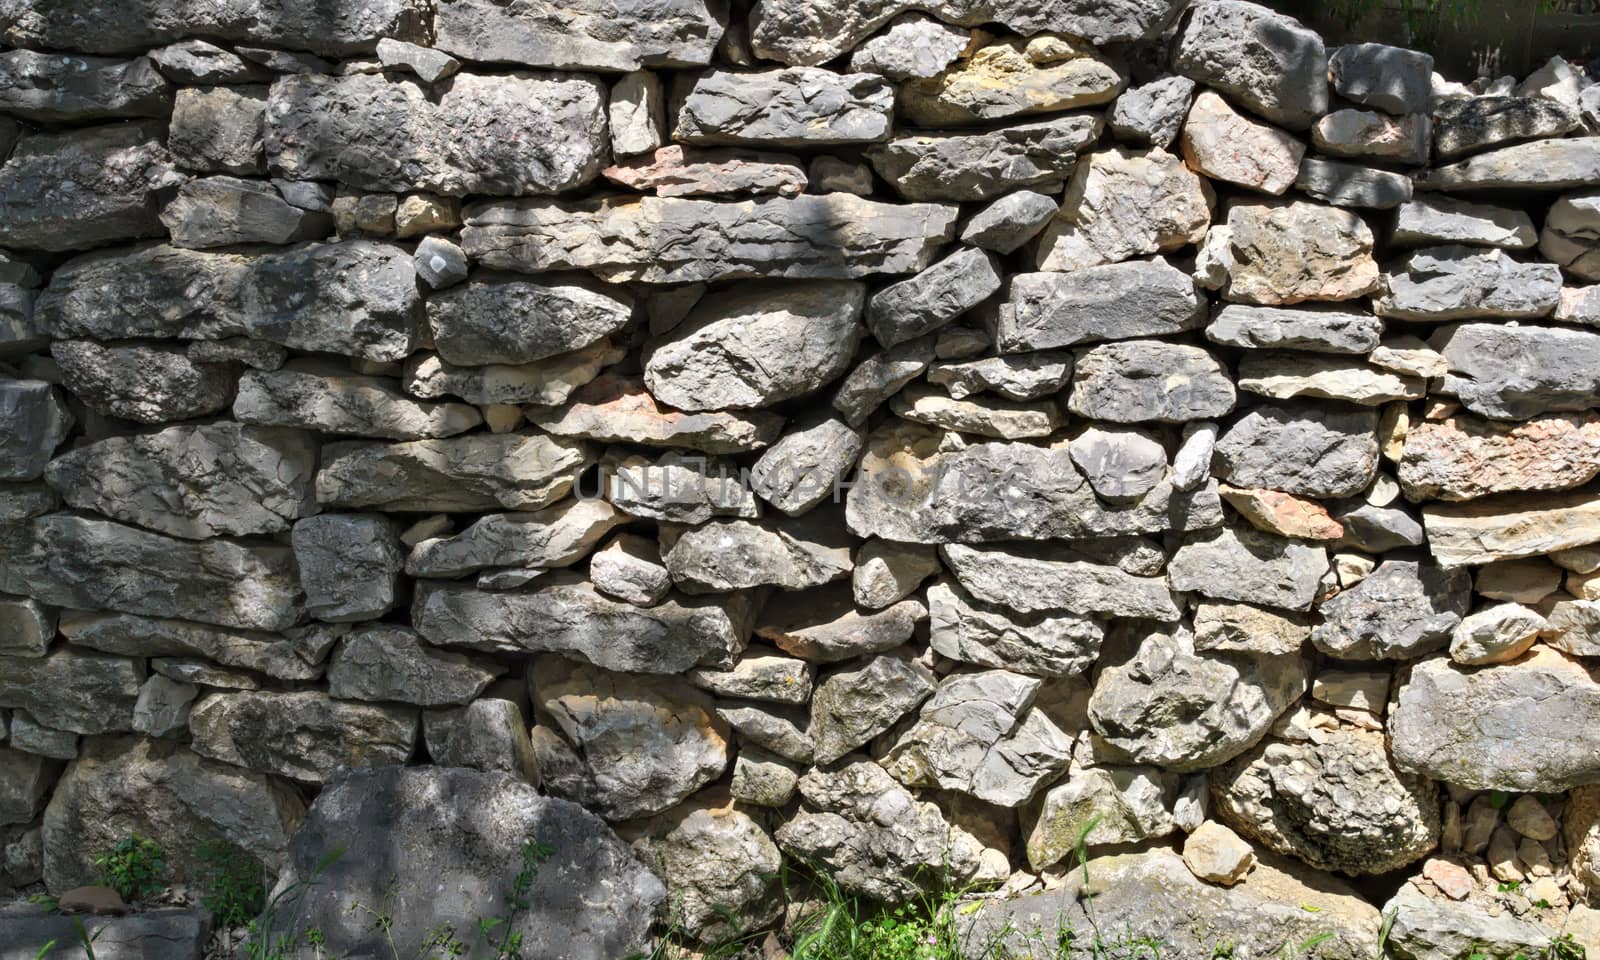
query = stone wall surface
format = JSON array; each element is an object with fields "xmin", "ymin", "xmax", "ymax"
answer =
[{"xmin": 2, "ymin": 0, "xmax": 1600, "ymax": 955}]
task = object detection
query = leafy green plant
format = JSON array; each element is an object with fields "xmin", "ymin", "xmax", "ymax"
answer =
[
  {"xmin": 197, "ymin": 841, "xmax": 269, "ymax": 929},
  {"xmin": 93, "ymin": 835, "xmax": 166, "ymax": 902},
  {"xmin": 239, "ymin": 846, "xmax": 344, "ymax": 960}
]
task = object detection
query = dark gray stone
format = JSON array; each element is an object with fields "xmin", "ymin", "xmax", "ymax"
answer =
[
  {"xmin": 0, "ymin": 379, "xmax": 69, "ymax": 482},
  {"xmin": 1433, "ymin": 97, "xmax": 1583, "ymax": 161},
  {"xmin": 866, "ymin": 115, "xmax": 1102, "ymax": 202},
  {"xmin": 0, "ymin": 903, "xmax": 210, "ymax": 960},
  {"xmin": 160, "ymin": 176, "xmax": 333, "ymax": 248},
  {"xmin": 997, "ymin": 259, "xmax": 1202, "ymax": 352},
  {"xmin": 1433, "ymin": 323, "xmax": 1600, "ymax": 420},
  {"xmin": 315, "ymin": 434, "xmax": 589, "ymax": 513},
  {"xmin": 1215, "ymin": 401, "xmax": 1379, "ymax": 499},
  {"xmin": 1313, "ymin": 558, "xmax": 1471, "ymax": 660},
  {"xmin": 434, "ymin": 0, "xmax": 724, "ymax": 72},
  {"xmin": 0, "ymin": 123, "xmax": 179, "ymax": 252},
  {"xmin": 958, "ymin": 191, "xmax": 1060, "ymax": 253},
  {"xmin": 1327, "ymin": 42, "xmax": 1432, "ymax": 115},
  {"xmin": 1206, "ymin": 304, "xmax": 1382, "ymax": 354},
  {"xmin": 1108, "ymin": 75, "xmax": 1196, "ymax": 148},
  {"xmin": 0, "ymin": 51, "xmax": 171, "ymax": 123},
  {"xmin": 52, "ymin": 340, "xmax": 235, "ymax": 424},
  {"xmin": 1068, "ymin": 340, "xmax": 1235, "ymax": 424},
  {"xmin": 867, "ymin": 248, "xmax": 1002, "ymax": 349},
  {"xmin": 672, "ymin": 68, "xmax": 893, "ymax": 146},
  {"xmin": 1295, "ymin": 158, "xmax": 1413, "ymax": 209},
  {"xmin": 1171, "ymin": 0, "xmax": 1328, "ymax": 129}
]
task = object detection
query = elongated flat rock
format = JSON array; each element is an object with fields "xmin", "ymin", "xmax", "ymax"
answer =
[
  {"xmin": 1423, "ymin": 488, "xmax": 1600, "ymax": 567},
  {"xmin": 0, "ymin": 51, "xmax": 171, "ymax": 123},
  {"xmin": 234, "ymin": 367, "xmax": 483, "ymax": 440},
  {"xmin": 672, "ymin": 68, "xmax": 893, "ymax": 146},
  {"xmin": 425, "ymin": 272, "xmax": 635, "ymax": 366},
  {"xmin": 1433, "ymin": 323, "xmax": 1600, "ymax": 421},
  {"xmin": 1375, "ymin": 246, "xmax": 1562, "ymax": 322},
  {"xmin": 997, "ymin": 259, "xmax": 1201, "ymax": 352},
  {"xmin": 527, "ymin": 374, "xmax": 784, "ymax": 454},
  {"xmin": 266, "ymin": 73, "xmax": 607, "ymax": 197},
  {"xmin": 0, "ymin": 123, "xmax": 181, "ymax": 252},
  {"xmin": 1399, "ymin": 413, "xmax": 1600, "ymax": 502},
  {"xmin": 866, "ymin": 115, "xmax": 1102, "ymax": 202},
  {"xmin": 1418, "ymin": 138, "xmax": 1600, "ymax": 192},
  {"xmin": 434, "ymin": 0, "xmax": 724, "ymax": 71},
  {"xmin": 406, "ymin": 500, "xmax": 625, "ymax": 579},
  {"xmin": 412, "ymin": 574, "xmax": 755, "ymax": 672},
  {"xmin": 316, "ymin": 435, "xmax": 589, "ymax": 512},
  {"xmin": 461, "ymin": 194, "xmax": 958, "ymax": 284},
  {"xmin": 942, "ymin": 543, "xmax": 1181, "ymax": 621},
  {"xmin": 1206, "ymin": 304, "xmax": 1381, "ymax": 354},
  {"xmin": 58, "ymin": 611, "xmax": 325, "ymax": 681},
  {"xmin": 897, "ymin": 33, "xmax": 1123, "ymax": 126}
]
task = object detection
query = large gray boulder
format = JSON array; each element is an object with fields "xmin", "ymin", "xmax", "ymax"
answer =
[
  {"xmin": 0, "ymin": 51, "xmax": 171, "ymax": 123},
  {"xmin": 673, "ymin": 68, "xmax": 892, "ymax": 145},
  {"xmin": 996, "ymin": 259, "xmax": 1203, "ymax": 352},
  {"xmin": 266, "ymin": 73, "xmax": 607, "ymax": 197},
  {"xmin": 188, "ymin": 691, "xmax": 418, "ymax": 784},
  {"xmin": 0, "ymin": 0, "xmax": 428, "ymax": 56},
  {"xmin": 426, "ymin": 272, "xmax": 634, "ymax": 366},
  {"xmin": 315, "ymin": 434, "xmax": 588, "ymax": 513},
  {"xmin": 1390, "ymin": 650, "xmax": 1600, "ymax": 792},
  {"xmin": 37, "ymin": 241, "xmax": 421, "ymax": 363},
  {"xmin": 1088, "ymin": 627, "xmax": 1309, "ymax": 772},
  {"xmin": 0, "ymin": 123, "xmax": 180, "ymax": 252},
  {"xmin": 1214, "ymin": 401, "xmax": 1379, "ymax": 499},
  {"xmin": 1171, "ymin": 0, "xmax": 1328, "ymax": 129},
  {"xmin": 52, "ymin": 340, "xmax": 235, "ymax": 424},
  {"xmin": 269, "ymin": 766, "xmax": 663, "ymax": 960},
  {"xmin": 10, "ymin": 515, "xmax": 303, "ymax": 632},
  {"xmin": 434, "ymin": 0, "xmax": 723, "ymax": 71},
  {"xmin": 413, "ymin": 574, "xmax": 755, "ymax": 672},
  {"xmin": 1433, "ymin": 323, "xmax": 1600, "ymax": 421},
  {"xmin": 0, "ymin": 649, "xmax": 143, "ymax": 736},
  {"xmin": 45, "ymin": 423, "xmax": 316, "ymax": 540},
  {"xmin": 645, "ymin": 281, "xmax": 864, "ymax": 410},
  {"xmin": 462, "ymin": 194, "xmax": 959, "ymax": 283},
  {"xmin": 42, "ymin": 736, "xmax": 303, "ymax": 892},
  {"xmin": 866, "ymin": 115, "xmax": 1102, "ymax": 202},
  {"xmin": 1211, "ymin": 728, "xmax": 1438, "ymax": 876}
]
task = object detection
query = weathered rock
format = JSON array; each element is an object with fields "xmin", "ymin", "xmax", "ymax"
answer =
[
  {"xmin": 410, "ymin": 502, "xmax": 617, "ymax": 581},
  {"xmin": 997, "ymin": 259, "xmax": 1202, "ymax": 352},
  {"xmin": 1206, "ymin": 304, "xmax": 1381, "ymax": 354},
  {"xmin": 1238, "ymin": 353, "xmax": 1424, "ymax": 406},
  {"xmin": 169, "ymin": 85, "xmax": 266, "ymax": 175},
  {"xmin": 462, "ymin": 193, "xmax": 959, "ymax": 283},
  {"xmin": 585, "ymin": 534, "xmax": 670, "ymax": 608},
  {"xmin": 1423, "ymin": 488, "xmax": 1600, "ymax": 567},
  {"xmin": 285, "ymin": 514, "xmax": 401, "ymax": 623},
  {"xmin": 535, "ymin": 659, "xmax": 728, "ymax": 819},
  {"xmin": 1433, "ymin": 323, "xmax": 1600, "ymax": 420},
  {"xmin": 189, "ymin": 690, "xmax": 416, "ymax": 784},
  {"xmin": 755, "ymin": 586, "xmax": 924, "ymax": 663},
  {"xmin": 715, "ymin": 700, "xmax": 813, "ymax": 763},
  {"xmin": 52, "ymin": 340, "xmax": 233, "ymax": 424},
  {"xmin": 605, "ymin": 450, "xmax": 760, "ymax": 524},
  {"xmin": 775, "ymin": 760, "xmax": 986, "ymax": 902},
  {"xmin": 891, "ymin": 383, "xmax": 1062, "ymax": 439},
  {"xmin": 1221, "ymin": 486, "xmax": 1343, "ymax": 541},
  {"xmin": 58, "ymin": 613, "xmax": 325, "ymax": 682},
  {"xmin": 1089, "ymin": 628, "xmax": 1308, "ymax": 772},
  {"xmin": 1212, "ymin": 728, "xmax": 1438, "ymax": 875},
  {"xmin": 632, "ymin": 799, "xmax": 781, "ymax": 942},
  {"xmin": 865, "ymin": 115, "xmax": 1101, "ymax": 202},
  {"xmin": 38, "ymin": 241, "xmax": 422, "ymax": 362},
  {"xmin": 928, "ymin": 581, "xmax": 1102, "ymax": 677},
  {"xmin": 1433, "ymin": 97, "xmax": 1583, "ymax": 161},
  {"xmin": 1183, "ymin": 821, "xmax": 1256, "ymax": 885},
  {"xmin": 867, "ymin": 248, "xmax": 1001, "ymax": 349},
  {"xmin": 832, "ymin": 337, "xmax": 937, "ymax": 425},
  {"xmin": 664, "ymin": 517, "xmax": 851, "ymax": 593},
  {"xmin": 1215, "ymin": 401, "xmax": 1379, "ymax": 499},
  {"xmin": 603, "ymin": 145, "xmax": 806, "ymax": 197},
  {"xmin": 1, "ymin": 904, "xmax": 211, "ymax": 957},
  {"xmin": 267, "ymin": 73, "xmax": 607, "ymax": 197},
  {"xmin": 326, "ymin": 625, "xmax": 498, "ymax": 707},
  {"xmin": 0, "ymin": 598, "xmax": 53, "ymax": 659},
  {"xmin": 1328, "ymin": 42, "xmax": 1432, "ymax": 115},
  {"xmin": 0, "ymin": 380, "xmax": 69, "ymax": 483},
  {"xmin": 1548, "ymin": 599, "xmax": 1600, "ymax": 657},
  {"xmin": 7, "ymin": 714, "xmax": 77, "ymax": 761},
  {"xmin": 645, "ymin": 281, "xmax": 863, "ymax": 411},
  {"xmin": 529, "ymin": 374, "xmax": 783, "ymax": 454},
  {"xmin": 943, "ymin": 543, "xmax": 1180, "ymax": 621},
  {"xmin": 847, "ymin": 423, "xmax": 1222, "ymax": 544},
  {"xmin": 1172, "ymin": 422, "xmax": 1218, "ymax": 492},
  {"xmin": 960, "ymin": 847, "xmax": 1380, "ymax": 958},
  {"xmin": 1399, "ymin": 412, "xmax": 1600, "ymax": 502},
  {"xmin": 147, "ymin": 39, "xmax": 269, "ymax": 83},
  {"xmin": 958, "ymin": 190, "xmax": 1059, "ymax": 253},
  {"xmin": 750, "ymin": 415, "xmax": 864, "ymax": 516},
  {"xmin": 1169, "ymin": 525, "xmax": 1327, "ymax": 612},
  {"xmin": 809, "ymin": 654, "xmax": 936, "ymax": 764},
  {"xmin": 1543, "ymin": 191, "xmax": 1600, "ymax": 281},
  {"xmin": 0, "ymin": 280, "xmax": 42, "ymax": 358},
  {"xmin": 316, "ymin": 434, "xmax": 588, "ymax": 513},
  {"xmin": 1418, "ymin": 137, "xmax": 1600, "ymax": 192},
  {"xmin": 1180, "ymin": 90, "xmax": 1305, "ymax": 195},
  {"xmin": 927, "ymin": 352, "xmax": 1073, "ymax": 402},
  {"xmin": 1383, "ymin": 883, "xmax": 1555, "ymax": 960},
  {"xmin": 688, "ymin": 653, "xmax": 813, "ymax": 706},
  {"xmin": 1063, "ymin": 427, "xmax": 1165, "ymax": 504},
  {"xmin": 1036, "ymin": 147, "xmax": 1212, "ymax": 271},
  {"xmin": 1295, "ymin": 158, "xmax": 1413, "ymax": 209},
  {"xmin": 42, "ymin": 735, "xmax": 303, "ymax": 891},
  {"xmin": 0, "ymin": 123, "xmax": 179, "ymax": 251},
  {"xmin": 45, "ymin": 422, "xmax": 315, "ymax": 540},
  {"xmin": 852, "ymin": 541, "xmax": 939, "ymax": 610},
  {"xmin": 427, "ymin": 273, "xmax": 635, "ymax": 368},
  {"xmin": 1312, "ymin": 559, "xmax": 1470, "ymax": 660},
  {"xmin": 1450, "ymin": 603, "xmax": 1546, "ymax": 665},
  {"xmin": 234, "ymin": 365, "xmax": 481, "ymax": 440},
  {"xmin": 0, "ymin": 650, "xmax": 142, "ymax": 736},
  {"xmin": 1108, "ymin": 75, "xmax": 1195, "ymax": 148},
  {"xmin": 420, "ymin": 566, "xmax": 751, "ymax": 667},
  {"xmin": 848, "ymin": 14, "xmax": 971, "ymax": 80},
  {"xmin": 1171, "ymin": 0, "xmax": 1328, "ymax": 129},
  {"xmin": 0, "ymin": 748, "xmax": 54, "ymax": 826},
  {"xmin": 608, "ymin": 70, "xmax": 665, "ymax": 158},
  {"xmin": 1193, "ymin": 603, "xmax": 1309, "ymax": 656},
  {"xmin": 0, "ymin": 51, "xmax": 169, "ymax": 123},
  {"xmin": 414, "ymin": 236, "xmax": 469, "ymax": 290},
  {"xmin": 434, "ymin": 0, "xmax": 722, "ymax": 71},
  {"xmin": 1376, "ymin": 246, "xmax": 1562, "ymax": 322},
  {"xmin": 275, "ymin": 766, "xmax": 661, "ymax": 959},
  {"xmin": 729, "ymin": 746, "xmax": 800, "ymax": 808},
  {"xmin": 1394, "ymin": 195, "xmax": 1538, "ymax": 250},
  {"xmin": 423, "ymin": 698, "xmax": 538, "ymax": 783},
  {"xmin": 1025, "ymin": 762, "xmax": 1181, "ymax": 864},
  {"xmin": 1217, "ymin": 201, "xmax": 1381, "ymax": 305},
  {"xmin": 1068, "ymin": 340, "xmax": 1236, "ymax": 424},
  {"xmin": 404, "ymin": 340, "xmax": 621, "ymax": 409},
  {"xmin": 673, "ymin": 68, "xmax": 892, "ymax": 146},
  {"xmin": 898, "ymin": 33, "xmax": 1122, "ymax": 126},
  {"xmin": 1312, "ymin": 109, "xmax": 1431, "ymax": 165},
  {"xmin": 161, "ymin": 176, "xmax": 332, "ymax": 248}
]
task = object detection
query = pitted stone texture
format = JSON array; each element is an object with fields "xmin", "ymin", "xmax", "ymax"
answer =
[
  {"xmin": 0, "ymin": 649, "xmax": 143, "ymax": 736},
  {"xmin": 462, "ymin": 194, "xmax": 959, "ymax": 283},
  {"xmin": 169, "ymin": 85, "xmax": 266, "ymax": 175},
  {"xmin": 1215, "ymin": 401, "xmax": 1379, "ymax": 499},
  {"xmin": 1035, "ymin": 147, "xmax": 1213, "ymax": 272},
  {"xmin": 235, "ymin": 366, "xmax": 482, "ymax": 440},
  {"xmin": 1422, "ymin": 489, "xmax": 1600, "ymax": 568},
  {"xmin": 434, "ymin": 0, "xmax": 724, "ymax": 72},
  {"xmin": 848, "ymin": 14, "xmax": 971, "ymax": 80},
  {"xmin": 0, "ymin": 51, "xmax": 171, "ymax": 123},
  {"xmin": 1088, "ymin": 627, "xmax": 1309, "ymax": 772},
  {"xmin": 535, "ymin": 658, "xmax": 729, "ymax": 820},
  {"xmin": 1399, "ymin": 413, "xmax": 1600, "ymax": 502},
  {"xmin": 413, "ymin": 574, "xmax": 753, "ymax": 673},
  {"xmin": 315, "ymin": 434, "xmax": 588, "ymax": 513},
  {"xmin": 672, "ymin": 69, "xmax": 893, "ymax": 146},
  {"xmin": 943, "ymin": 543, "xmax": 1180, "ymax": 621},
  {"xmin": 1212, "ymin": 728, "xmax": 1439, "ymax": 876},
  {"xmin": 1068, "ymin": 341, "xmax": 1236, "ymax": 424},
  {"xmin": 1312, "ymin": 559, "xmax": 1471, "ymax": 660},
  {"xmin": 1206, "ymin": 304, "xmax": 1381, "ymax": 354},
  {"xmin": 529, "ymin": 374, "xmax": 783, "ymax": 454},
  {"xmin": 37, "ymin": 241, "xmax": 421, "ymax": 363},
  {"xmin": 1433, "ymin": 97, "xmax": 1584, "ymax": 162},
  {"xmin": 1376, "ymin": 246, "xmax": 1562, "ymax": 322},
  {"xmin": 1216, "ymin": 202, "xmax": 1381, "ymax": 305},
  {"xmin": 427, "ymin": 272, "xmax": 634, "ymax": 367},
  {"xmin": 327, "ymin": 625, "xmax": 498, "ymax": 707},
  {"xmin": 1025, "ymin": 763, "xmax": 1181, "ymax": 866},
  {"xmin": 663, "ymin": 517, "xmax": 852, "ymax": 593},
  {"xmin": 1108, "ymin": 75, "xmax": 1195, "ymax": 148},
  {"xmin": 189, "ymin": 690, "xmax": 417, "ymax": 784},
  {"xmin": 0, "ymin": 123, "xmax": 180, "ymax": 252},
  {"xmin": 45, "ymin": 423, "xmax": 316, "ymax": 541},
  {"xmin": 405, "ymin": 340, "xmax": 622, "ymax": 408},
  {"xmin": 1180, "ymin": 90, "xmax": 1305, "ymax": 195},
  {"xmin": 1168, "ymin": 525, "xmax": 1328, "ymax": 612},
  {"xmin": 632, "ymin": 800, "xmax": 782, "ymax": 943},
  {"xmin": 1391, "ymin": 650, "xmax": 1600, "ymax": 792},
  {"xmin": 267, "ymin": 73, "xmax": 608, "ymax": 197},
  {"xmin": 810, "ymin": 653, "xmax": 936, "ymax": 765},
  {"xmin": 292, "ymin": 514, "xmax": 403, "ymax": 623},
  {"xmin": 0, "ymin": 380, "xmax": 70, "ymax": 483},
  {"xmin": 52, "ymin": 340, "xmax": 234, "ymax": 424},
  {"xmin": 1434, "ymin": 323, "xmax": 1600, "ymax": 421},
  {"xmin": 928, "ymin": 581, "xmax": 1103, "ymax": 678},
  {"xmin": 1171, "ymin": 0, "xmax": 1328, "ymax": 129},
  {"xmin": 645, "ymin": 281, "xmax": 864, "ymax": 411},
  {"xmin": 998, "ymin": 259, "xmax": 1202, "ymax": 352},
  {"xmin": 57, "ymin": 612, "xmax": 326, "ymax": 681},
  {"xmin": 897, "ymin": 33, "xmax": 1122, "ymax": 126},
  {"xmin": 866, "ymin": 115, "xmax": 1102, "ymax": 202}
]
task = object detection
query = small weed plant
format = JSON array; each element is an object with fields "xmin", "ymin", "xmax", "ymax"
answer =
[{"xmin": 93, "ymin": 835, "xmax": 166, "ymax": 903}]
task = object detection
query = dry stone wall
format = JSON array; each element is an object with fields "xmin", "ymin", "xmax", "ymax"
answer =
[{"xmin": 3, "ymin": 0, "xmax": 1600, "ymax": 954}]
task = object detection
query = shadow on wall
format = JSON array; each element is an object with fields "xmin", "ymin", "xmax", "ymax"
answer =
[{"xmin": 1270, "ymin": 0, "xmax": 1600, "ymax": 80}]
